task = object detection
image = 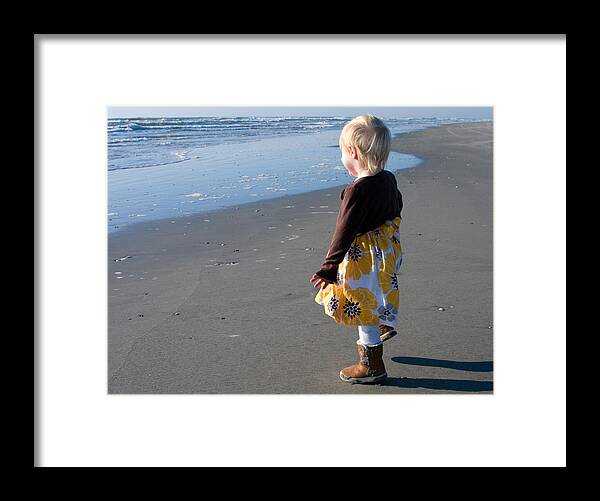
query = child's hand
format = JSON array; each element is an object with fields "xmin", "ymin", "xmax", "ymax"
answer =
[{"xmin": 310, "ymin": 274, "xmax": 334, "ymax": 289}]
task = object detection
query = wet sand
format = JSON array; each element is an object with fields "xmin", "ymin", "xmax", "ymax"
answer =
[{"xmin": 108, "ymin": 121, "xmax": 493, "ymax": 393}]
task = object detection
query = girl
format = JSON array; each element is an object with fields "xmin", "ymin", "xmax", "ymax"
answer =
[{"xmin": 310, "ymin": 115, "xmax": 403, "ymax": 384}]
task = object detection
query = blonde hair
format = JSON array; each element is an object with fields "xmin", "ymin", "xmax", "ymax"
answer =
[{"xmin": 339, "ymin": 114, "xmax": 391, "ymax": 174}]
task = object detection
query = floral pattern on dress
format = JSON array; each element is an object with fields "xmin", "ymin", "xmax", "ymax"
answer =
[
  {"xmin": 378, "ymin": 270, "xmax": 399, "ymax": 295},
  {"xmin": 377, "ymin": 304, "xmax": 398, "ymax": 322},
  {"xmin": 378, "ymin": 269, "xmax": 400, "ymax": 312},
  {"xmin": 335, "ymin": 288, "xmax": 379, "ymax": 326},
  {"xmin": 315, "ymin": 216, "xmax": 403, "ymax": 328},
  {"xmin": 326, "ymin": 295, "xmax": 340, "ymax": 314},
  {"xmin": 344, "ymin": 241, "xmax": 374, "ymax": 280}
]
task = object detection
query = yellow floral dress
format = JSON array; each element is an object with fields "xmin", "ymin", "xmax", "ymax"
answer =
[{"xmin": 314, "ymin": 216, "xmax": 402, "ymax": 327}]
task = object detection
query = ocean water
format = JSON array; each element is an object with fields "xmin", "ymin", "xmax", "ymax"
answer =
[{"xmin": 107, "ymin": 116, "xmax": 476, "ymax": 234}]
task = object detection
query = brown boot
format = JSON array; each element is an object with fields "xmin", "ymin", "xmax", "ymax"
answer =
[
  {"xmin": 379, "ymin": 324, "xmax": 397, "ymax": 343},
  {"xmin": 339, "ymin": 343, "xmax": 387, "ymax": 384}
]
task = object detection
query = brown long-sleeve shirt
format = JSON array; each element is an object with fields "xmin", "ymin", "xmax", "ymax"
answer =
[{"xmin": 315, "ymin": 169, "xmax": 403, "ymax": 284}]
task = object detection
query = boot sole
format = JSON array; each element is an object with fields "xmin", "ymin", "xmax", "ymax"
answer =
[
  {"xmin": 339, "ymin": 372, "xmax": 387, "ymax": 384},
  {"xmin": 380, "ymin": 330, "xmax": 397, "ymax": 342}
]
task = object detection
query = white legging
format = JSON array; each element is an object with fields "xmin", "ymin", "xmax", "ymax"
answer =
[{"xmin": 357, "ymin": 325, "xmax": 382, "ymax": 347}]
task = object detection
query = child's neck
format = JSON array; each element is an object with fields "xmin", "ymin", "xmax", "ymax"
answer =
[{"xmin": 355, "ymin": 168, "xmax": 381, "ymax": 180}]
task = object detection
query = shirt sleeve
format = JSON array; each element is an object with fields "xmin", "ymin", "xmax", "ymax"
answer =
[{"xmin": 315, "ymin": 184, "xmax": 368, "ymax": 283}]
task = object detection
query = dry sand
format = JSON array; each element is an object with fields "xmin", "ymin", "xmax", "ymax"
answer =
[{"xmin": 108, "ymin": 121, "xmax": 493, "ymax": 393}]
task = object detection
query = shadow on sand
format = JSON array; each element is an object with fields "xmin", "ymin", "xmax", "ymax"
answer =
[
  {"xmin": 381, "ymin": 356, "xmax": 493, "ymax": 391},
  {"xmin": 380, "ymin": 377, "xmax": 492, "ymax": 392},
  {"xmin": 391, "ymin": 356, "xmax": 493, "ymax": 373}
]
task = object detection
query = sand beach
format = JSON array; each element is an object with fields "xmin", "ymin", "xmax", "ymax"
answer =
[{"xmin": 108, "ymin": 121, "xmax": 493, "ymax": 394}]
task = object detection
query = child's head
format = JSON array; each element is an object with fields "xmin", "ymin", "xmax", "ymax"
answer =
[{"xmin": 339, "ymin": 115, "xmax": 391, "ymax": 176}]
